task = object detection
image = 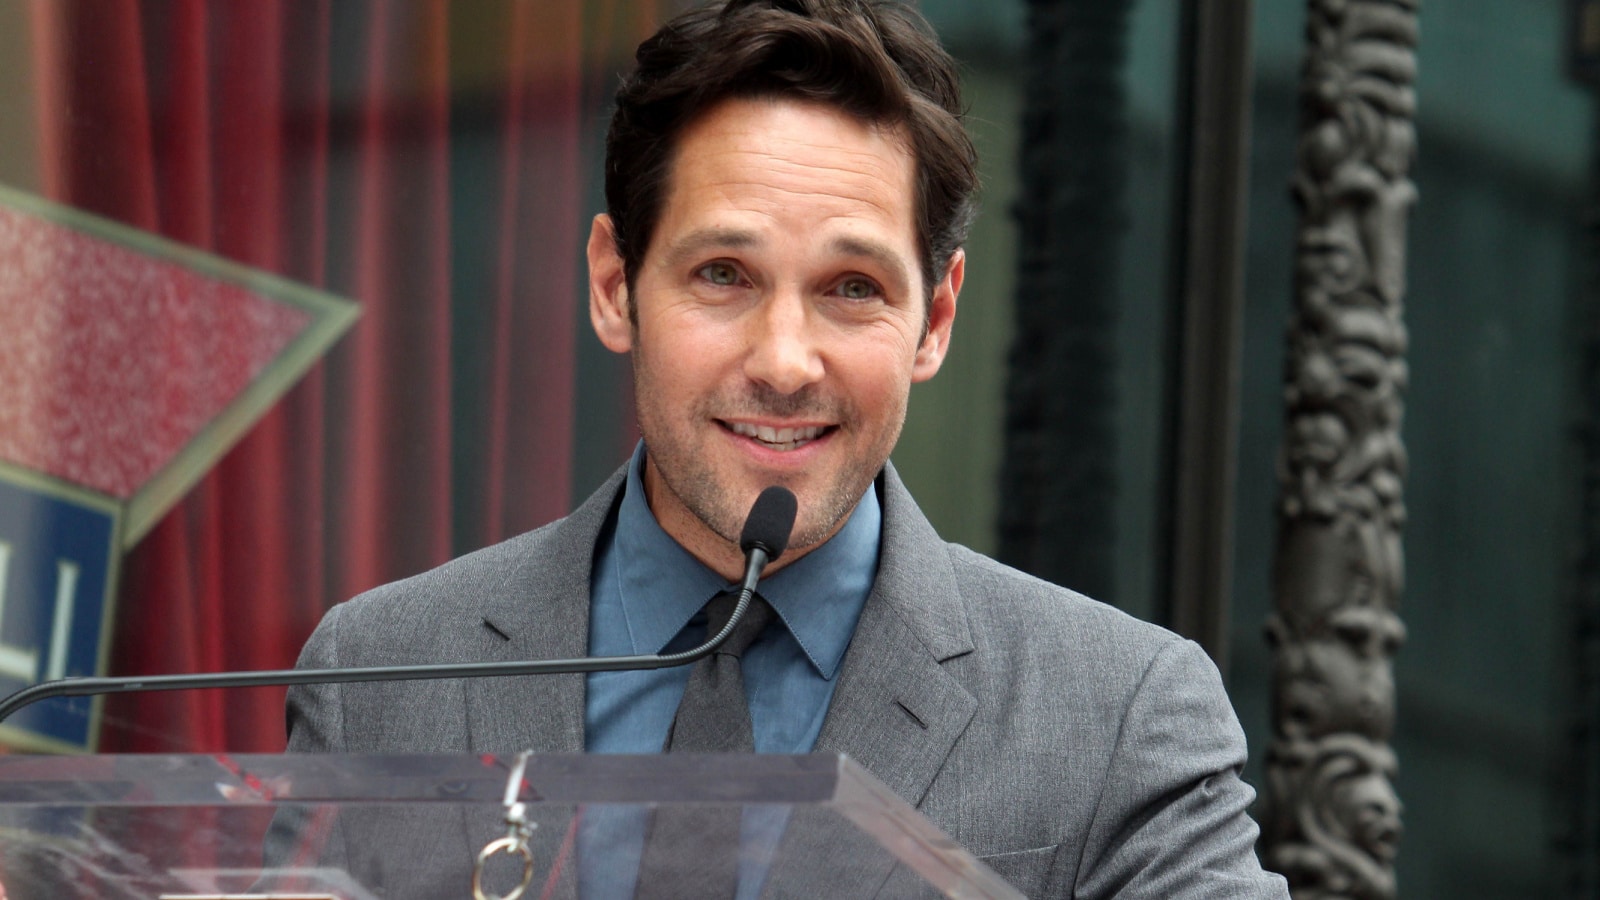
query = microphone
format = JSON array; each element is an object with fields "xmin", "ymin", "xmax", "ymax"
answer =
[
  {"xmin": 0, "ymin": 486, "xmax": 799, "ymax": 724},
  {"xmin": 687, "ymin": 484, "xmax": 799, "ymax": 657},
  {"xmin": 740, "ymin": 484, "xmax": 797, "ymax": 564}
]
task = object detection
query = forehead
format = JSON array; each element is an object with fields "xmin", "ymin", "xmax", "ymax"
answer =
[{"xmin": 651, "ymin": 97, "xmax": 919, "ymax": 258}]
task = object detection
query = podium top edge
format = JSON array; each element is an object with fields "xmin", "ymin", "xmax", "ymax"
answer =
[{"xmin": 0, "ymin": 752, "xmax": 855, "ymax": 807}]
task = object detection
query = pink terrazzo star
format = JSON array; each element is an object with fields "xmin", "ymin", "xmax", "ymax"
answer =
[{"xmin": 0, "ymin": 205, "xmax": 310, "ymax": 499}]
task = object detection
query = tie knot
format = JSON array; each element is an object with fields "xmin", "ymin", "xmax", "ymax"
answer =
[{"xmin": 704, "ymin": 591, "xmax": 774, "ymax": 659}]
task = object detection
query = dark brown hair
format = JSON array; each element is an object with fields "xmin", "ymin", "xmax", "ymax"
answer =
[{"xmin": 604, "ymin": 0, "xmax": 978, "ymax": 303}]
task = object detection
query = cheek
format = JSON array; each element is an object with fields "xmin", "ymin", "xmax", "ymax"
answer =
[
  {"xmin": 833, "ymin": 351, "xmax": 915, "ymax": 419},
  {"xmin": 635, "ymin": 320, "xmax": 734, "ymax": 397},
  {"xmin": 857, "ymin": 315, "xmax": 929, "ymax": 365},
  {"xmin": 644, "ymin": 302, "xmax": 743, "ymax": 353}
]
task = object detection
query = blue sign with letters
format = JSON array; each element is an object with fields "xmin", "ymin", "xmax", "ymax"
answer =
[{"xmin": 0, "ymin": 474, "xmax": 118, "ymax": 751}]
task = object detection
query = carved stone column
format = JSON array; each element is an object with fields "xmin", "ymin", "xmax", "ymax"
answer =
[{"xmin": 1260, "ymin": 2, "xmax": 1418, "ymax": 897}]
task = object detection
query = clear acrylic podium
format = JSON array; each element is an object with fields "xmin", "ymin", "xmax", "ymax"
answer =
[{"xmin": 0, "ymin": 752, "xmax": 1022, "ymax": 899}]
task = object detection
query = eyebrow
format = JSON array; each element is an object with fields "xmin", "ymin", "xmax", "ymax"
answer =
[
  {"xmin": 829, "ymin": 236, "xmax": 913, "ymax": 287},
  {"xmin": 659, "ymin": 227, "xmax": 761, "ymax": 270}
]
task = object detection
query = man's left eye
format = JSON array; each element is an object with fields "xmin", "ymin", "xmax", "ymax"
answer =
[{"xmin": 833, "ymin": 278, "xmax": 881, "ymax": 301}]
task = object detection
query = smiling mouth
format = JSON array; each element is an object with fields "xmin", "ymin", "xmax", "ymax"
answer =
[{"xmin": 722, "ymin": 421, "xmax": 833, "ymax": 451}]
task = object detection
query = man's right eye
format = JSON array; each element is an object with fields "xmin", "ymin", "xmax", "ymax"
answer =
[{"xmin": 697, "ymin": 262, "xmax": 741, "ymax": 286}]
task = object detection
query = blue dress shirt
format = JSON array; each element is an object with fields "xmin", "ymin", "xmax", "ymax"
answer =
[
  {"xmin": 586, "ymin": 442, "xmax": 880, "ymax": 754},
  {"xmin": 578, "ymin": 445, "xmax": 880, "ymax": 899}
]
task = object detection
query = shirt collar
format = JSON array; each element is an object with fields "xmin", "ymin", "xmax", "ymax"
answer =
[{"xmin": 610, "ymin": 442, "xmax": 879, "ymax": 680}]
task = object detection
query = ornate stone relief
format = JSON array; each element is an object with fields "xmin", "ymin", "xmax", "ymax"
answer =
[{"xmin": 1262, "ymin": 1, "xmax": 1418, "ymax": 897}]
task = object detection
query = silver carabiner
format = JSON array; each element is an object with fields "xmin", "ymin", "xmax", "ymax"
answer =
[{"xmin": 472, "ymin": 751, "xmax": 538, "ymax": 900}]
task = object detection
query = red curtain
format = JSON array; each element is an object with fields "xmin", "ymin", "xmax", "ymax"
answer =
[{"xmin": 25, "ymin": 0, "xmax": 646, "ymax": 752}]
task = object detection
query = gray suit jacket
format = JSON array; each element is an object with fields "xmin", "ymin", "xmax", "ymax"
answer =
[{"xmin": 287, "ymin": 465, "xmax": 1287, "ymax": 899}]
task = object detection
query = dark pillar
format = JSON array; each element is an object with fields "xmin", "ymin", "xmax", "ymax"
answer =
[
  {"xmin": 1259, "ymin": 2, "xmax": 1418, "ymax": 897},
  {"xmin": 998, "ymin": 0, "xmax": 1132, "ymax": 603},
  {"xmin": 1563, "ymin": 11, "xmax": 1600, "ymax": 896},
  {"xmin": 1158, "ymin": 0, "xmax": 1256, "ymax": 668},
  {"xmin": 1568, "ymin": 189, "xmax": 1600, "ymax": 898},
  {"xmin": 1563, "ymin": 94, "xmax": 1600, "ymax": 900}
]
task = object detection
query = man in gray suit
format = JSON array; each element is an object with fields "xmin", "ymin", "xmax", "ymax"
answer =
[{"xmin": 287, "ymin": 1, "xmax": 1288, "ymax": 897}]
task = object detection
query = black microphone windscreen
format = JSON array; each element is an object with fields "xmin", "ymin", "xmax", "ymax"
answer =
[{"xmin": 740, "ymin": 486, "xmax": 798, "ymax": 561}]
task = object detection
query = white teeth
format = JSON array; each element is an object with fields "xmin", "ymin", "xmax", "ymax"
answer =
[{"xmin": 727, "ymin": 421, "xmax": 825, "ymax": 450}]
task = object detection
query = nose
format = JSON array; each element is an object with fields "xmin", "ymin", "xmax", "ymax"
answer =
[{"xmin": 743, "ymin": 289, "xmax": 824, "ymax": 395}]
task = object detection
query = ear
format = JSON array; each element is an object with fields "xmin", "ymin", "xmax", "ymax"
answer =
[
  {"xmin": 588, "ymin": 214, "xmax": 633, "ymax": 354},
  {"xmin": 911, "ymin": 248, "xmax": 962, "ymax": 382}
]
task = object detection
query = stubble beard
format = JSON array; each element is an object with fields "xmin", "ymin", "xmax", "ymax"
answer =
[{"xmin": 636, "ymin": 375, "xmax": 900, "ymax": 558}]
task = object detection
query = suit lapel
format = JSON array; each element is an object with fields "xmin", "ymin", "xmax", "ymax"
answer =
[
  {"xmin": 464, "ymin": 468, "xmax": 627, "ymax": 754},
  {"xmin": 814, "ymin": 465, "xmax": 977, "ymax": 808}
]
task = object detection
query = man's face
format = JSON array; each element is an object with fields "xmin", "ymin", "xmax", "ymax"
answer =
[{"xmin": 588, "ymin": 96, "xmax": 962, "ymax": 576}]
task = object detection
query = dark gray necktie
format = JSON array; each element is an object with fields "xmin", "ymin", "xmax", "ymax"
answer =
[
  {"xmin": 664, "ymin": 591, "xmax": 775, "ymax": 753},
  {"xmin": 638, "ymin": 591, "xmax": 774, "ymax": 898}
]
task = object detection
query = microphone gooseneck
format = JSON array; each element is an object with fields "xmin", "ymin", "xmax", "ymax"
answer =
[
  {"xmin": 0, "ymin": 485, "xmax": 801, "ymax": 724},
  {"xmin": 665, "ymin": 485, "xmax": 798, "ymax": 664}
]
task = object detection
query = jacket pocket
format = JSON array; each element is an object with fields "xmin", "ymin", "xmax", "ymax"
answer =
[{"xmin": 977, "ymin": 844, "xmax": 1058, "ymax": 897}]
